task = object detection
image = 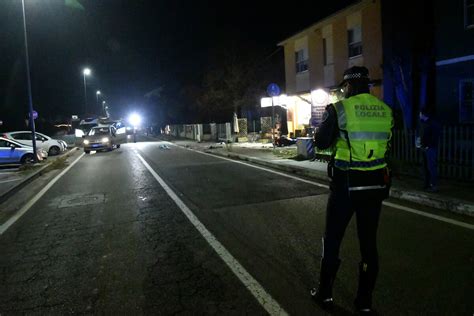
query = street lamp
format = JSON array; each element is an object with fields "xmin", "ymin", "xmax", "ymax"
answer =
[
  {"xmin": 96, "ymin": 90, "xmax": 101, "ymax": 111},
  {"xmin": 128, "ymin": 113, "xmax": 142, "ymax": 128},
  {"xmin": 82, "ymin": 68, "xmax": 91, "ymax": 115},
  {"xmin": 21, "ymin": 0, "xmax": 38, "ymax": 162}
]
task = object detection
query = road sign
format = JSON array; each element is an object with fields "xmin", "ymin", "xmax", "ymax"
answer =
[
  {"xmin": 267, "ymin": 83, "xmax": 280, "ymax": 97},
  {"xmin": 29, "ymin": 110, "xmax": 38, "ymax": 120}
]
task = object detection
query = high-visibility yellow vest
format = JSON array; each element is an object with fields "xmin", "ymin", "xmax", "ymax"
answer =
[{"xmin": 332, "ymin": 93, "xmax": 393, "ymax": 171}]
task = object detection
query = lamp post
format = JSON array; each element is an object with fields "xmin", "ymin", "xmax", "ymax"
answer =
[
  {"xmin": 102, "ymin": 100, "xmax": 107, "ymax": 117},
  {"xmin": 21, "ymin": 0, "xmax": 38, "ymax": 162},
  {"xmin": 96, "ymin": 90, "xmax": 101, "ymax": 113},
  {"xmin": 82, "ymin": 68, "xmax": 91, "ymax": 115}
]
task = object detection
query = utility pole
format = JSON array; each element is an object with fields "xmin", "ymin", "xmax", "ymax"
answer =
[{"xmin": 21, "ymin": 0, "xmax": 38, "ymax": 162}]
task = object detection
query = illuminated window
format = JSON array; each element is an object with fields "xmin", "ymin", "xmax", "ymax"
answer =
[
  {"xmin": 459, "ymin": 80, "xmax": 474, "ymax": 123},
  {"xmin": 295, "ymin": 49, "xmax": 308, "ymax": 73},
  {"xmin": 348, "ymin": 27, "xmax": 362, "ymax": 58},
  {"xmin": 466, "ymin": 0, "xmax": 474, "ymax": 29}
]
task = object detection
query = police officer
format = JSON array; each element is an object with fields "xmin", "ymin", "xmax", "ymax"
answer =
[{"xmin": 310, "ymin": 66, "xmax": 393, "ymax": 314}]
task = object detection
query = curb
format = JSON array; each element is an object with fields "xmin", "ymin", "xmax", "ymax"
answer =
[
  {"xmin": 0, "ymin": 148, "xmax": 78, "ymax": 205},
  {"xmin": 179, "ymin": 143, "xmax": 474, "ymax": 217},
  {"xmin": 389, "ymin": 188, "xmax": 474, "ymax": 217}
]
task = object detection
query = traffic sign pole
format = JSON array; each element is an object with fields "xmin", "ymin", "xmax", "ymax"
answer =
[
  {"xmin": 266, "ymin": 83, "xmax": 280, "ymax": 149},
  {"xmin": 271, "ymin": 97, "xmax": 275, "ymax": 148}
]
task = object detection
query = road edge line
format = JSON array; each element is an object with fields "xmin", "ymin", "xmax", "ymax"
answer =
[
  {"xmin": 135, "ymin": 152, "xmax": 289, "ymax": 316},
  {"xmin": 184, "ymin": 145, "xmax": 329, "ymax": 189},
  {"xmin": 0, "ymin": 153, "xmax": 85, "ymax": 235},
  {"xmin": 383, "ymin": 201, "xmax": 474, "ymax": 230},
  {"xmin": 177, "ymin": 145, "xmax": 473, "ymax": 231}
]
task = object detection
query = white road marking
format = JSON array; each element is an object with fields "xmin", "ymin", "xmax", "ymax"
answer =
[
  {"xmin": 136, "ymin": 152, "xmax": 288, "ymax": 316},
  {"xmin": 184, "ymin": 146, "xmax": 329, "ymax": 189},
  {"xmin": 0, "ymin": 153, "xmax": 85, "ymax": 235},
  {"xmin": 0, "ymin": 178, "xmax": 22, "ymax": 184},
  {"xmin": 178, "ymin": 145, "xmax": 474, "ymax": 230},
  {"xmin": 383, "ymin": 202, "xmax": 474, "ymax": 230}
]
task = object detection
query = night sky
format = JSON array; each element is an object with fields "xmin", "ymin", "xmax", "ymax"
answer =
[{"xmin": 0, "ymin": 0, "xmax": 355, "ymax": 129}]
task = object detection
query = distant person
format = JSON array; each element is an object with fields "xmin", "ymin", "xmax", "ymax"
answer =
[
  {"xmin": 418, "ymin": 109, "xmax": 440, "ymax": 192},
  {"xmin": 311, "ymin": 66, "xmax": 393, "ymax": 314}
]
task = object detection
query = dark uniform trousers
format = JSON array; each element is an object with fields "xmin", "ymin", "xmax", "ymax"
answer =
[{"xmin": 321, "ymin": 166, "xmax": 388, "ymax": 301}]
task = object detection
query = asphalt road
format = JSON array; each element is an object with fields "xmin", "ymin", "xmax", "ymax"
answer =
[{"xmin": 0, "ymin": 141, "xmax": 472, "ymax": 315}]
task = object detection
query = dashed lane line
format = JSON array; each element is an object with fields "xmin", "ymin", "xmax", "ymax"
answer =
[
  {"xmin": 177, "ymin": 145, "xmax": 473, "ymax": 231},
  {"xmin": 0, "ymin": 153, "xmax": 85, "ymax": 235},
  {"xmin": 136, "ymin": 151, "xmax": 289, "ymax": 316}
]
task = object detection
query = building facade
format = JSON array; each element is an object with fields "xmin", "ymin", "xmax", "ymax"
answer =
[
  {"xmin": 435, "ymin": 0, "xmax": 474, "ymax": 124},
  {"xmin": 277, "ymin": 0, "xmax": 383, "ymax": 135}
]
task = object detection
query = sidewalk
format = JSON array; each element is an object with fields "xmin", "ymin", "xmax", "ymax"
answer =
[{"xmin": 170, "ymin": 139, "xmax": 474, "ymax": 217}]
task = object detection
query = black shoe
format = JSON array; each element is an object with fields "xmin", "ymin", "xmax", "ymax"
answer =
[
  {"xmin": 355, "ymin": 262, "xmax": 377, "ymax": 315},
  {"xmin": 310, "ymin": 258, "xmax": 341, "ymax": 309},
  {"xmin": 354, "ymin": 296, "xmax": 373, "ymax": 315},
  {"xmin": 310, "ymin": 287, "xmax": 334, "ymax": 309}
]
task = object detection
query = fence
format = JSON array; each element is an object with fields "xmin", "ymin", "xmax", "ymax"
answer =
[
  {"xmin": 391, "ymin": 126, "xmax": 473, "ymax": 180},
  {"xmin": 166, "ymin": 122, "xmax": 472, "ymax": 180},
  {"xmin": 167, "ymin": 123, "xmax": 230, "ymax": 142},
  {"xmin": 260, "ymin": 117, "xmax": 272, "ymax": 133},
  {"xmin": 237, "ymin": 119, "xmax": 248, "ymax": 138},
  {"xmin": 217, "ymin": 123, "xmax": 231, "ymax": 142}
]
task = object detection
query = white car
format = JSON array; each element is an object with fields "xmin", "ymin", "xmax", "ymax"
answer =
[
  {"xmin": 0, "ymin": 137, "xmax": 47, "ymax": 164},
  {"xmin": 2, "ymin": 131, "xmax": 65, "ymax": 156}
]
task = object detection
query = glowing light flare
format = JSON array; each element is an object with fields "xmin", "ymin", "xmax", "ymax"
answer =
[
  {"xmin": 75, "ymin": 129, "xmax": 85, "ymax": 137},
  {"xmin": 297, "ymin": 103, "xmax": 312, "ymax": 123},
  {"xmin": 311, "ymin": 89, "xmax": 329, "ymax": 105},
  {"xmin": 260, "ymin": 97, "xmax": 272, "ymax": 108},
  {"xmin": 128, "ymin": 113, "xmax": 142, "ymax": 127}
]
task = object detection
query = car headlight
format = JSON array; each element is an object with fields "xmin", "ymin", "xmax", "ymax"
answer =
[
  {"xmin": 83, "ymin": 139, "xmax": 89, "ymax": 145},
  {"xmin": 102, "ymin": 137, "xmax": 109, "ymax": 143}
]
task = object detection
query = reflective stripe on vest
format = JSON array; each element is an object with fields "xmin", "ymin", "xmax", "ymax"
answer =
[
  {"xmin": 335, "ymin": 102, "xmax": 347, "ymax": 128},
  {"xmin": 339, "ymin": 131, "xmax": 391, "ymax": 140},
  {"xmin": 334, "ymin": 158, "xmax": 386, "ymax": 169}
]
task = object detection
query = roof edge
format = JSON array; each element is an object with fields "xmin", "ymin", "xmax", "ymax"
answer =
[{"xmin": 277, "ymin": 0, "xmax": 371, "ymax": 46}]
